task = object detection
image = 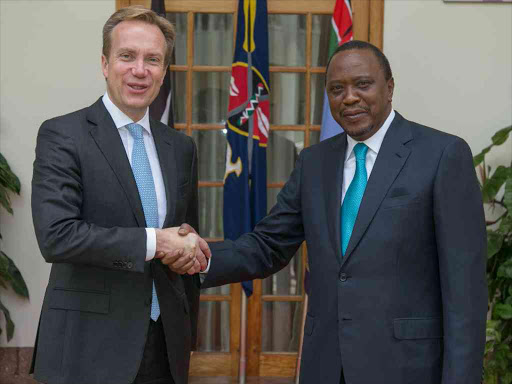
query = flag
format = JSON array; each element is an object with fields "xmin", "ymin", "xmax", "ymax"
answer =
[
  {"xmin": 319, "ymin": 0, "xmax": 353, "ymax": 141},
  {"xmin": 149, "ymin": 0, "xmax": 175, "ymax": 128},
  {"xmin": 224, "ymin": 0, "xmax": 270, "ymax": 297}
]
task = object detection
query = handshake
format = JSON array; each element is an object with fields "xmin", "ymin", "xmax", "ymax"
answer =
[{"xmin": 154, "ymin": 224, "xmax": 211, "ymax": 275}]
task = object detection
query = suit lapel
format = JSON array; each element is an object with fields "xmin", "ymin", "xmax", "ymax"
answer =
[
  {"xmin": 325, "ymin": 134, "xmax": 347, "ymax": 265},
  {"xmin": 87, "ymin": 98, "xmax": 146, "ymax": 227},
  {"xmin": 151, "ymin": 120, "xmax": 176, "ymax": 228},
  {"xmin": 341, "ymin": 113, "xmax": 412, "ymax": 266}
]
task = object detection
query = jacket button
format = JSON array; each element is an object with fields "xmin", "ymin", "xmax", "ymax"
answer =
[
  {"xmin": 339, "ymin": 272, "xmax": 347, "ymax": 282},
  {"xmin": 127, "ymin": 262, "xmax": 133, "ymax": 269}
]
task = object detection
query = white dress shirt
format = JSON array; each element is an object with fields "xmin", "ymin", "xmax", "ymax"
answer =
[
  {"xmin": 342, "ymin": 110, "xmax": 395, "ymax": 204},
  {"xmin": 102, "ymin": 92, "xmax": 166, "ymax": 261}
]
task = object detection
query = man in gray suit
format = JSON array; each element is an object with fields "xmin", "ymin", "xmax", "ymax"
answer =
[
  {"xmin": 30, "ymin": 6, "xmax": 208, "ymax": 384},
  {"xmin": 179, "ymin": 40, "xmax": 488, "ymax": 384}
]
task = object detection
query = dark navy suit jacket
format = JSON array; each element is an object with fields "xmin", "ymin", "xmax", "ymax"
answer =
[
  {"xmin": 31, "ymin": 98, "xmax": 200, "ymax": 384},
  {"xmin": 203, "ymin": 112, "xmax": 487, "ymax": 384}
]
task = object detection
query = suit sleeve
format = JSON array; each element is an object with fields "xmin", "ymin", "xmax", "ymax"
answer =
[
  {"xmin": 181, "ymin": 137, "xmax": 200, "ymax": 350},
  {"xmin": 202, "ymin": 151, "xmax": 306, "ymax": 289},
  {"xmin": 433, "ymin": 138, "xmax": 488, "ymax": 384},
  {"xmin": 31, "ymin": 120, "xmax": 147, "ymax": 273}
]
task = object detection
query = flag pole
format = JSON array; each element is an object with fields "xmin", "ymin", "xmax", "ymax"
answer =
[
  {"xmin": 295, "ymin": 293, "xmax": 308, "ymax": 384},
  {"xmin": 239, "ymin": 289, "xmax": 248, "ymax": 384}
]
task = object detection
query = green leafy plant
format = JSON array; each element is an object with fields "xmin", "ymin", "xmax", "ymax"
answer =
[
  {"xmin": 0, "ymin": 152, "xmax": 29, "ymax": 342},
  {"xmin": 474, "ymin": 126, "xmax": 512, "ymax": 384}
]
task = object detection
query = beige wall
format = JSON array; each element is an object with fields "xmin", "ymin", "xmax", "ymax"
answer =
[
  {"xmin": 0, "ymin": 0, "xmax": 115, "ymax": 346},
  {"xmin": 0, "ymin": 0, "xmax": 511, "ymax": 347},
  {"xmin": 384, "ymin": 0, "xmax": 512, "ymax": 169}
]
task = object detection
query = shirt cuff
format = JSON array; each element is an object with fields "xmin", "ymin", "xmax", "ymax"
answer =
[
  {"xmin": 145, "ymin": 228, "xmax": 156, "ymax": 261},
  {"xmin": 200, "ymin": 257, "xmax": 211, "ymax": 274}
]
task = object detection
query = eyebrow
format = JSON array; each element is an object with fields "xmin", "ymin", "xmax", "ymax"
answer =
[{"xmin": 116, "ymin": 47, "xmax": 164, "ymax": 58}]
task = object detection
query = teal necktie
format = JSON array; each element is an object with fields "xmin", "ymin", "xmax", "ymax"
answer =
[
  {"xmin": 126, "ymin": 123, "xmax": 160, "ymax": 321},
  {"xmin": 341, "ymin": 143, "xmax": 369, "ymax": 257}
]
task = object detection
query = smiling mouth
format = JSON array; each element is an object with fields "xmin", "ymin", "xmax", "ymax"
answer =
[
  {"xmin": 127, "ymin": 84, "xmax": 149, "ymax": 92},
  {"xmin": 343, "ymin": 110, "xmax": 367, "ymax": 120}
]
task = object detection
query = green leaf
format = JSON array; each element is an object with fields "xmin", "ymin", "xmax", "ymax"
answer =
[
  {"xmin": 494, "ymin": 303, "xmax": 512, "ymax": 319},
  {"xmin": 488, "ymin": 231, "xmax": 504, "ymax": 259},
  {"xmin": 0, "ymin": 250, "xmax": 8, "ymax": 269},
  {"xmin": 1, "ymin": 252, "xmax": 29, "ymax": 298},
  {"xmin": 474, "ymin": 146, "xmax": 491, "ymax": 167},
  {"xmin": 0, "ymin": 153, "xmax": 21, "ymax": 195},
  {"xmin": 0, "ymin": 297, "xmax": 15, "ymax": 342},
  {"xmin": 505, "ymin": 174, "xmax": 512, "ymax": 215},
  {"xmin": 474, "ymin": 126, "xmax": 512, "ymax": 167},
  {"xmin": 491, "ymin": 125, "xmax": 512, "ymax": 146},
  {"xmin": 499, "ymin": 215, "xmax": 512, "ymax": 234},
  {"xmin": 482, "ymin": 166, "xmax": 510, "ymax": 203},
  {"xmin": 0, "ymin": 252, "xmax": 29, "ymax": 298},
  {"xmin": 0, "ymin": 187, "xmax": 13, "ymax": 214},
  {"xmin": 498, "ymin": 258, "xmax": 512, "ymax": 279},
  {"xmin": 503, "ymin": 371, "xmax": 512, "ymax": 384}
]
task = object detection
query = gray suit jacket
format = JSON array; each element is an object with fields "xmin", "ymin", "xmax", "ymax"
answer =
[
  {"xmin": 31, "ymin": 98, "xmax": 200, "ymax": 384},
  {"xmin": 203, "ymin": 112, "xmax": 487, "ymax": 384}
]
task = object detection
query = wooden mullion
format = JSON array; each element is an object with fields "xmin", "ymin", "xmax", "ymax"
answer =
[
  {"xmin": 268, "ymin": 182, "xmax": 285, "ymax": 188},
  {"xmin": 268, "ymin": 1, "xmax": 336, "ymax": 14},
  {"xmin": 310, "ymin": 125, "xmax": 321, "ymax": 131},
  {"xmin": 190, "ymin": 124, "xmax": 225, "ymax": 130},
  {"xmin": 259, "ymin": 353, "xmax": 297, "ymax": 377},
  {"xmin": 247, "ymin": 279, "xmax": 262, "ymax": 375},
  {"xmin": 302, "ymin": 243, "xmax": 308, "ymax": 298},
  {"xmin": 352, "ymin": 0, "xmax": 370, "ymax": 42},
  {"xmin": 261, "ymin": 295, "xmax": 303, "ymax": 302},
  {"xmin": 189, "ymin": 352, "xmax": 232, "ymax": 376},
  {"xmin": 123, "ymin": 1, "xmax": 338, "ymax": 16},
  {"xmin": 116, "ymin": 0, "xmax": 131, "ymax": 9},
  {"xmin": 199, "ymin": 181, "xmax": 223, "ymax": 187},
  {"xmin": 304, "ymin": 12, "xmax": 312, "ymax": 149},
  {"xmin": 193, "ymin": 65, "xmax": 232, "ymax": 72},
  {"xmin": 203, "ymin": 237, "xmax": 224, "ymax": 242},
  {"xmin": 186, "ymin": 11, "xmax": 194, "ymax": 137},
  {"xmin": 230, "ymin": 283, "xmax": 241, "ymax": 376},
  {"xmin": 311, "ymin": 66, "xmax": 327, "ymax": 74},
  {"xmin": 270, "ymin": 66, "xmax": 306, "ymax": 73},
  {"xmin": 270, "ymin": 125, "xmax": 306, "ymax": 131},
  {"xmin": 198, "ymin": 182, "xmax": 286, "ymax": 188},
  {"xmin": 200, "ymin": 294, "xmax": 232, "ymax": 302},
  {"xmin": 169, "ymin": 65, "xmax": 188, "ymax": 72},
  {"xmin": 189, "ymin": 124, "xmax": 307, "ymax": 131},
  {"xmin": 369, "ymin": 0, "xmax": 385, "ymax": 50},
  {"xmin": 163, "ymin": 1, "xmax": 337, "ymax": 14}
]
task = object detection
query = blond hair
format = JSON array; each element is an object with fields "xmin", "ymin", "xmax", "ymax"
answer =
[{"xmin": 103, "ymin": 6, "xmax": 175, "ymax": 67}]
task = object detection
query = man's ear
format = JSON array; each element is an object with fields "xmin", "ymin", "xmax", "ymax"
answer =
[
  {"xmin": 387, "ymin": 77, "xmax": 395, "ymax": 102},
  {"xmin": 101, "ymin": 55, "xmax": 109, "ymax": 80}
]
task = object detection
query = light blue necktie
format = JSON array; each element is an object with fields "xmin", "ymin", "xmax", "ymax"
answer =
[
  {"xmin": 126, "ymin": 123, "xmax": 160, "ymax": 321},
  {"xmin": 341, "ymin": 143, "xmax": 369, "ymax": 257}
]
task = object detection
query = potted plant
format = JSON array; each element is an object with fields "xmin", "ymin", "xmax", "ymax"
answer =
[
  {"xmin": 474, "ymin": 126, "xmax": 512, "ymax": 384},
  {"xmin": 0, "ymin": 152, "xmax": 29, "ymax": 342}
]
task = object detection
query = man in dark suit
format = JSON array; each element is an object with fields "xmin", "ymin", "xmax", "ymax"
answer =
[
  {"xmin": 30, "ymin": 6, "xmax": 209, "ymax": 384},
  {"xmin": 182, "ymin": 41, "xmax": 487, "ymax": 383}
]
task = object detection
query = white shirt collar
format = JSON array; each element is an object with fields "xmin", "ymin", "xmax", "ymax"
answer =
[
  {"xmin": 345, "ymin": 109, "xmax": 396, "ymax": 161},
  {"xmin": 102, "ymin": 92, "xmax": 152, "ymax": 135}
]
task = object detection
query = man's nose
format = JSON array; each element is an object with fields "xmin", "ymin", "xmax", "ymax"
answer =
[
  {"xmin": 343, "ymin": 87, "xmax": 360, "ymax": 105},
  {"xmin": 132, "ymin": 59, "xmax": 146, "ymax": 77}
]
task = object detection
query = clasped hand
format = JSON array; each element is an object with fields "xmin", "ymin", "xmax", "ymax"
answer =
[{"xmin": 154, "ymin": 224, "xmax": 210, "ymax": 275}]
